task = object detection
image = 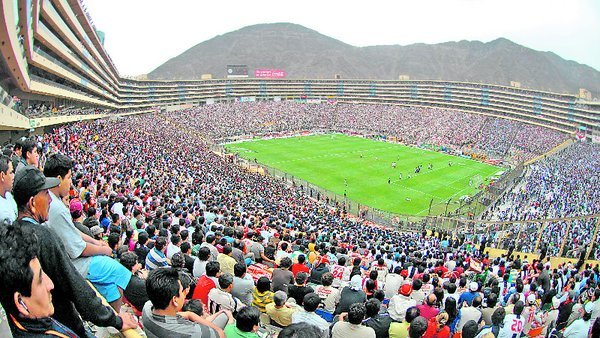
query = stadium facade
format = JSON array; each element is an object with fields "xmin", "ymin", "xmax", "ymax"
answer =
[{"xmin": 0, "ymin": 0, "xmax": 598, "ymax": 141}]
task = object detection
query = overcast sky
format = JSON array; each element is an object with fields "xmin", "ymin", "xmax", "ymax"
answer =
[{"xmin": 85, "ymin": 0, "xmax": 600, "ymax": 77}]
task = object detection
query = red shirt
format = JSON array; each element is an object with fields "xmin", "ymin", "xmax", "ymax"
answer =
[
  {"xmin": 191, "ymin": 275, "xmax": 216, "ymax": 305},
  {"xmin": 291, "ymin": 263, "xmax": 310, "ymax": 277},
  {"xmin": 423, "ymin": 318, "xmax": 450, "ymax": 338}
]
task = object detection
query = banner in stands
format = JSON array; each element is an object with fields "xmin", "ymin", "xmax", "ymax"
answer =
[
  {"xmin": 254, "ymin": 69, "xmax": 287, "ymax": 78},
  {"xmin": 226, "ymin": 65, "xmax": 248, "ymax": 78}
]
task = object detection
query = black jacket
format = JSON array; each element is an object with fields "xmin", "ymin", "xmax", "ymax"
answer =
[{"xmin": 16, "ymin": 218, "xmax": 122, "ymax": 337}]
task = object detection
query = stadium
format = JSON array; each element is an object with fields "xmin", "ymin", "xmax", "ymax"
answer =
[{"xmin": 0, "ymin": 1, "xmax": 599, "ymax": 337}]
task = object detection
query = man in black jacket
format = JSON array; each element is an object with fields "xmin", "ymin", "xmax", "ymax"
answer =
[{"xmin": 11, "ymin": 166, "xmax": 137, "ymax": 337}]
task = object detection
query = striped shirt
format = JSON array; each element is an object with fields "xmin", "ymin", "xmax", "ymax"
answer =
[{"xmin": 146, "ymin": 247, "xmax": 168, "ymax": 271}]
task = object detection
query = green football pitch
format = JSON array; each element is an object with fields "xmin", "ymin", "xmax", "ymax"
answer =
[{"xmin": 226, "ymin": 134, "xmax": 502, "ymax": 217}]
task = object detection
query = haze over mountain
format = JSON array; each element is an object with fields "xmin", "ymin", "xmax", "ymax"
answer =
[{"xmin": 148, "ymin": 23, "xmax": 600, "ymax": 96}]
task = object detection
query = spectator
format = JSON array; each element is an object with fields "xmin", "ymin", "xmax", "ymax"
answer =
[
  {"xmin": 332, "ymin": 302, "xmax": 376, "ymax": 338},
  {"xmin": 364, "ymin": 298, "xmax": 393, "ymax": 338},
  {"xmin": 292, "ymin": 293, "xmax": 330, "ymax": 337},
  {"xmin": 142, "ymin": 267, "xmax": 232, "ymax": 337},
  {"xmin": 0, "ymin": 223, "xmax": 79, "ymax": 337},
  {"xmin": 265, "ymin": 291, "xmax": 299, "ymax": 327},
  {"xmin": 409, "ymin": 316, "xmax": 429, "ymax": 338},
  {"xmin": 272, "ymin": 257, "xmax": 294, "ymax": 293},
  {"xmin": 146, "ymin": 236, "xmax": 169, "ymax": 271},
  {"xmin": 194, "ymin": 246, "xmax": 212, "ymax": 278},
  {"xmin": 223, "ymin": 305, "xmax": 261, "ymax": 337},
  {"xmin": 192, "ymin": 261, "xmax": 221, "ymax": 306},
  {"xmin": 389, "ymin": 283, "xmax": 418, "ymax": 322},
  {"xmin": 287, "ymin": 272, "xmax": 314, "ymax": 306},
  {"xmin": 207, "ymin": 273, "xmax": 245, "ymax": 314},
  {"xmin": 119, "ymin": 251, "xmax": 149, "ymax": 312},
  {"xmin": 10, "ymin": 166, "xmax": 137, "ymax": 336},
  {"xmin": 252, "ymin": 276, "xmax": 274, "ymax": 313},
  {"xmin": 44, "ymin": 153, "xmax": 132, "ymax": 311},
  {"xmin": 389, "ymin": 306, "xmax": 420, "ymax": 338},
  {"xmin": 0, "ymin": 155, "xmax": 16, "ymax": 223},
  {"xmin": 231, "ymin": 262, "xmax": 254, "ymax": 306}
]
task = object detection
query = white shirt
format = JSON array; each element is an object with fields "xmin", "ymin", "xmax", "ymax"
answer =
[
  {"xmin": 497, "ymin": 314, "xmax": 525, "ymax": 338},
  {"xmin": 166, "ymin": 242, "xmax": 181, "ymax": 260},
  {"xmin": 0, "ymin": 192, "xmax": 18, "ymax": 224}
]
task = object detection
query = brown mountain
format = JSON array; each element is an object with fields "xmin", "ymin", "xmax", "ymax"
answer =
[{"xmin": 148, "ymin": 23, "xmax": 600, "ymax": 96}]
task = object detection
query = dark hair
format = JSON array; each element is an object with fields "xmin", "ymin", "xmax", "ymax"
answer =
[
  {"xmin": 137, "ymin": 231, "xmax": 149, "ymax": 245},
  {"xmin": 406, "ymin": 306, "xmax": 420, "ymax": 323},
  {"xmin": 409, "ymin": 316, "xmax": 428, "ymax": 338},
  {"xmin": 0, "ymin": 155, "xmax": 10, "ymax": 174},
  {"xmin": 472, "ymin": 296, "xmax": 482, "ymax": 308},
  {"xmin": 348, "ymin": 302, "xmax": 367, "ymax": 325},
  {"xmin": 513, "ymin": 300, "xmax": 525, "ymax": 315},
  {"xmin": 487, "ymin": 293, "xmax": 498, "ymax": 307},
  {"xmin": 171, "ymin": 252, "xmax": 185, "ymax": 269},
  {"xmin": 279, "ymin": 257, "xmax": 292, "ymax": 269},
  {"xmin": 295, "ymin": 272, "xmax": 308, "ymax": 285},
  {"xmin": 218, "ymin": 273, "xmax": 234, "ymax": 289},
  {"xmin": 179, "ymin": 241, "xmax": 191, "ymax": 254},
  {"xmin": 205, "ymin": 233, "xmax": 216, "ymax": 244},
  {"xmin": 43, "ymin": 153, "xmax": 73, "ymax": 179},
  {"xmin": 298, "ymin": 254, "xmax": 306, "ymax": 264},
  {"xmin": 365, "ymin": 298, "xmax": 381, "ymax": 318},
  {"xmin": 302, "ymin": 293, "xmax": 321, "ymax": 312},
  {"xmin": 0, "ymin": 224, "xmax": 39, "ymax": 315},
  {"xmin": 491, "ymin": 307, "xmax": 506, "ymax": 325},
  {"xmin": 171, "ymin": 234, "xmax": 181, "ymax": 246},
  {"xmin": 107, "ymin": 232, "xmax": 121, "ymax": 249},
  {"xmin": 120, "ymin": 251, "xmax": 138, "ymax": 271},
  {"xmin": 154, "ymin": 236, "xmax": 167, "ymax": 250},
  {"xmin": 235, "ymin": 306, "xmax": 260, "ymax": 332},
  {"xmin": 206, "ymin": 261, "xmax": 220, "ymax": 277},
  {"xmin": 234, "ymin": 262, "xmax": 247, "ymax": 277},
  {"xmin": 182, "ymin": 299, "xmax": 203, "ymax": 316},
  {"xmin": 222, "ymin": 245, "xmax": 232, "ymax": 255},
  {"xmin": 444, "ymin": 297, "xmax": 458, "ymax": 318},
  {"xmin": 462, "ymin": 320, "xmax": 479, "ymax": 338},
  {"xmin": 20, "ymin": 138, "xmax": 37, "ymax": 160},
  {"xmin": 278, "ymin": 323, "xmax": 324, "ymax": 338},
  {"xmin": 197, "ymin": 246, "xmax": 211, "ymax": 260},
  {"xmin": 412, "ymin": 279, "xmax": 422, "ymax": 291},
  {"xmin": 321, "ymin": 272, "xmax": 334, "ymax": 287},
  {"xmin": 447, "ymin": 283, "xmax": 457, "ymax": 294},
  {"xmin": 146, "ymin": 267, "xmax": 181, "ymax": 310},
  {"xmin": 256, "ymin": 276, "xmax": 271, "ymax": 293}
]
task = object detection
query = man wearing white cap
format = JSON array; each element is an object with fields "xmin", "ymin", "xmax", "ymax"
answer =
[
  {"xmin": 458, "ymin": 282, "xmax": 480, "ymax": 306},
  {"xmin": 563, "ymin": 301, "xmax": 594, "ymax": 338}
]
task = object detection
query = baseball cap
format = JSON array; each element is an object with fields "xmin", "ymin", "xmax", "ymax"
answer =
[
  {"xmin": 90, "ymin": 225, "xmax": 104, "ymax": 236},
  {"xmin": 399, "ymin": 283, "xmax": 413, "ymax": 296},
  {"xmin": 469, "ymin": 282, "xmax": 479, "ymax": 292},
  {"xmin": 527, "ymin": 294, "xmax": 536, "ymax": 304},
  {"xmin": 12, "ymin": 166, "xmax": 60, "ymax": 206},
  {"xmin": 69, "ymin": 199, "xmax": 83, "ymax": 214}
]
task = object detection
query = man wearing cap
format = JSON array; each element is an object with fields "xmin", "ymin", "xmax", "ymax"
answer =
[
  {"xmin": 70, "ymin": 198, "xmax": 93, "ymax": 237},
  {"xmin": 11, "ymin": 166, "xmax": 137, "ymax": 337},
  {"xmin": 43, "ymin": 153, "xmax": 133, "ymax": 312},
  {"xmin": 0, "ymin": 155, "xmax": 17, "ymax": 224},
  {"xmin": 563, "ymin": 301, "xmax": 593, "ymax": 337},
  {"xmin": 389, "ymin": 283, "xmax": 417, "ymax": 322},
  {"xmin": 458, "ymin": 282, "xmax": 480, "ymax": 306}
]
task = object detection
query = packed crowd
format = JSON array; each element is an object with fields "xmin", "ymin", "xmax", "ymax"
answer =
[
  {"xmin": 0, "ymin": 107, "xmax": 596, "ymax": 338},
  {"xmin": 482, "ymin": 142, "xmax": 600, "ymax": 259},
  {"xmin": 175, "ymin": 101, "xmax": 566, "ymax": 163}
]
